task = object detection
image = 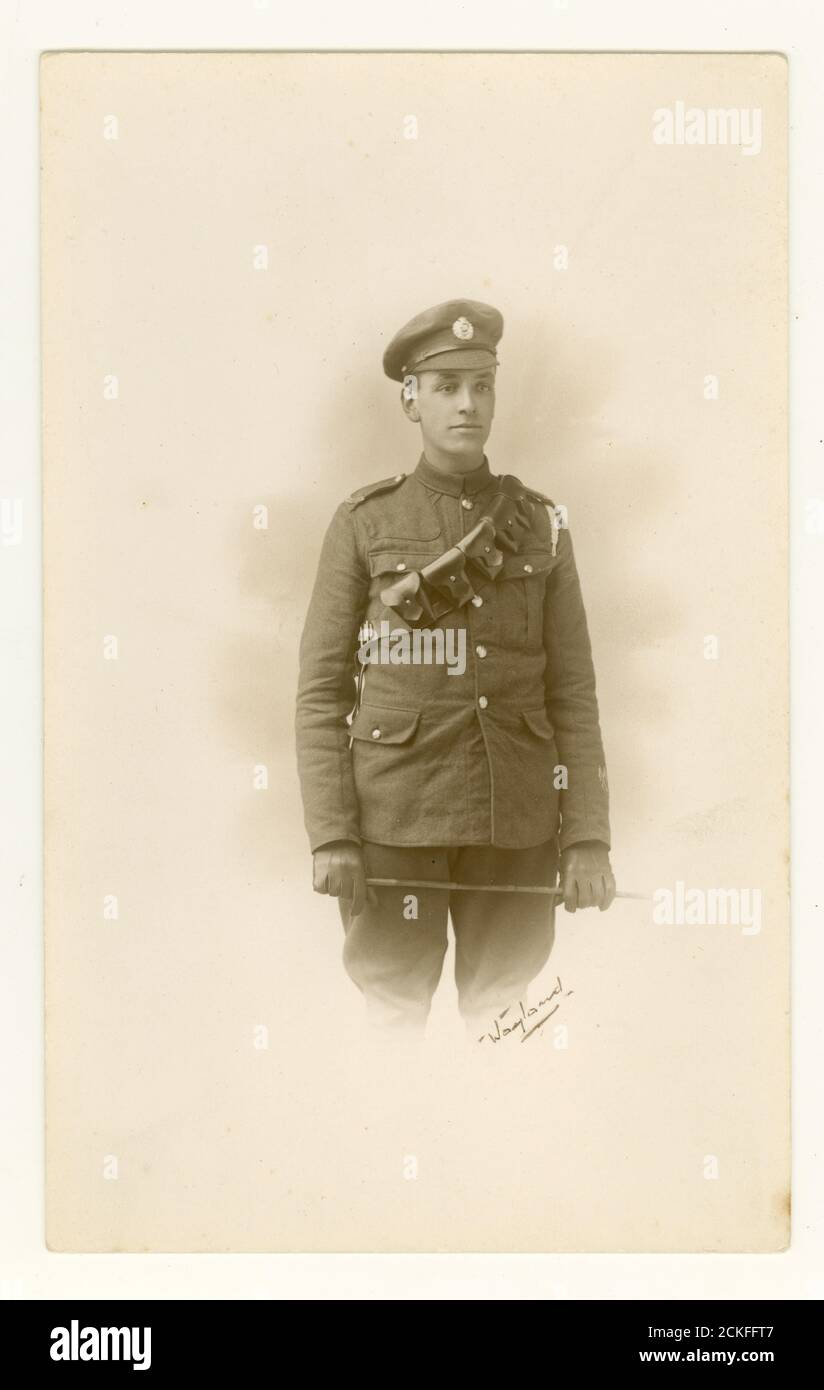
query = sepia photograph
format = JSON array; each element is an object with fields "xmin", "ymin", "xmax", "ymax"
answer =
[
  {"xmin": 297, "ymin": 294, "xmax": 618, "ymax": 1040},
  {"xmin": 40, "ymin": 49, "xmax": 788, "ymax": 1254}
]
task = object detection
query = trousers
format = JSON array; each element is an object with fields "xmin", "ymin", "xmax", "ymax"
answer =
[{"xmin": 338, "ymin": 839, "xmax": 559, "ymax": 1034}]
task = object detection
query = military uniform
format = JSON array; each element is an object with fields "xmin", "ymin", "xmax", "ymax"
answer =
[{"xmin": 294, "ymin": 300, "xmax": 611, "ymax": 1033}]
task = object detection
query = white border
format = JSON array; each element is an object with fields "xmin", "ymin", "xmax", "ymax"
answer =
[{"xmin": 1, "ymin": 0, "xmax": 820, "ymax": 1301}]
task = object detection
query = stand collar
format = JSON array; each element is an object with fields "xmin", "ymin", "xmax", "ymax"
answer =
[{"xmin": 413, "ymin": 452, "xmax": 493, "ymax": 498}]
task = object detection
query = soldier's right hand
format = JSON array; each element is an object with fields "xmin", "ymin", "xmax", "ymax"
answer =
[{"xmin": 312, "ymin": 840, "xmax": 374, "ymax": 918}]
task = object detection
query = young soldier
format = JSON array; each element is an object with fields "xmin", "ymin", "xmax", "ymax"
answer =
[{"xmin": 295, "ymin": 299, "xmax": 615, "ymax": 1036}]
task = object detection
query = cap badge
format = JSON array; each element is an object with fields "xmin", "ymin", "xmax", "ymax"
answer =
[{"xmin": 452, "ymin": 316, "xmax": 474, "ymax": 341}]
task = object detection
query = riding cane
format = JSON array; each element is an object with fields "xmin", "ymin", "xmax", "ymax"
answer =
[{"xmin": 366, "ymin": 878, "xmax": 648, "ymax": 900}]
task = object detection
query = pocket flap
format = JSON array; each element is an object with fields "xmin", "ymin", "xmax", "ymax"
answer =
[
  {"xmin": 350, "ymin": 702, "xmax": 421, "ymax": 744},
  {"xmin": 521, "ymin": 708, "xmax": 555, "ymax": 740},
  {"xmin": 368, "ymin": 550, "xmax": 440, "ymax": 578},
  {"xmin": 500, "ymin": 550, "xmax": 556, "ymax": 581}
]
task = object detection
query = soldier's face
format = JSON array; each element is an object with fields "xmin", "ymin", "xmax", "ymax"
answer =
[{"xmin": 404, "ymin": 367, "xmax": 496, "ymax": 462}]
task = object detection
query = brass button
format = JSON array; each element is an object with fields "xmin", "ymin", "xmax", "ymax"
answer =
[
  {"xmin": 395, "ymin": 474, "xmax": 405, "ymax": 482},
  {"xmin": 461, "ymin": 497, "xmax": 474, "ymax": 510},
  {"xmin": 476, "ymin": 645, "xmax": 487, "ymax": 658},
  {"xmin": 523, "ymin": 563, "xmax": 533, "ymax": 574},
  {"xmin": 478, "ymin": 696, "xmax": 489, "ymax": 710},
  {"xmin": 395, "ymin": 562, "xmax": 406, "ymax": 571},
  {"xmin": 471, "ymin": 595, "xmax": 483, "ymax": 608},
  {"xmin": 371, "ymin": 728, "xmax": 381, "ymax": 739}
]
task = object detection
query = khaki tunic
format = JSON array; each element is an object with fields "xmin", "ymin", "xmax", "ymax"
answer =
[{"xmin": 295, "ymin": 453, "xmax": 610, "ymax": 854}]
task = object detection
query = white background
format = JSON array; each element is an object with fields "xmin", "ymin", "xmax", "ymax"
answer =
[{"xmin": 1, "ymin": 0, "xmax": 820, "ymax": 1299}]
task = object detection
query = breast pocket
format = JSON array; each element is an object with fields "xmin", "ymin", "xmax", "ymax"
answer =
[
  {"xmin": 366, "ymin": 545, "xmax": 444, "ymax": 625},
  {"xmin": 497, "ymin": 551, "xmax": 556, "ymax": 647}
]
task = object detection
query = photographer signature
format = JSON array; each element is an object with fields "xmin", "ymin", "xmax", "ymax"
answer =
[{"xmin": 478, "ymin": 976, "xmax": 573, "ymax": 1043}]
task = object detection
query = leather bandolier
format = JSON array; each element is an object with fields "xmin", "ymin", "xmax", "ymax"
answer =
[{"xmin": 378, "ymin": 475, "xmax": 560, "ymax": 626}]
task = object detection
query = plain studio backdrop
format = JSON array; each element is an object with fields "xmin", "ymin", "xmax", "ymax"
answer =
[{"xmin": 42, "ymin": 52, "xmax": 788, "ymax": 1251}]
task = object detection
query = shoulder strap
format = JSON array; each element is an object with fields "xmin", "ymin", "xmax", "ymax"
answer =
[
  {"xmin": 496, "ymin": 473, "xmax": 555, "ymax": 508},
  {"xmin": 524, "ymin": 483, "xmax": 555, "ymax": 508},
  {"xmin": 345, "ymin": 473, "xmax": 407, "ymax": 509}
]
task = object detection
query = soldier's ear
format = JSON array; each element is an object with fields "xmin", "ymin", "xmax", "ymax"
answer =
[{"xmin": 400, "ymin": 387, "xmax": 420, "ymax": 423}]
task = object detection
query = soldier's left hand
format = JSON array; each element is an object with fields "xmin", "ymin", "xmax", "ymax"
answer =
[{"xmin": 560, "ymin": 841, "xmax": 616, "ymax": 912}]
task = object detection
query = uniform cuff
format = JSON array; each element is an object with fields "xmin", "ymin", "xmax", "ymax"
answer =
[{"xmin": 309, "ymin": 828, "xmax": 363, "ymax": 854}]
